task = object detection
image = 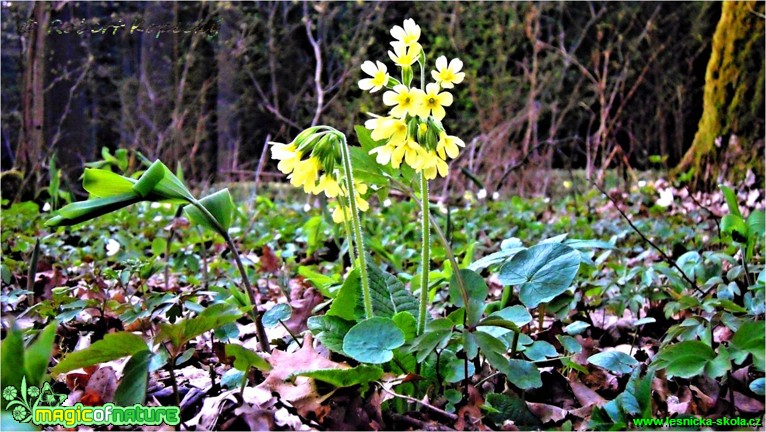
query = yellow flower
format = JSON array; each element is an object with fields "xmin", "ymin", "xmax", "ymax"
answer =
[
  {"xmin": 432, "ymin": 56, "xmax": 465, "ymax": 89},
  {"xmin": 417, "ymin": 83, "xmax": 453, "ymax": 120},
  {"xmin": 331, "ymin": 194, "xmax": 369, "ymax": 224},
  {"xmin": 312, "ymin": 174, "xmax": 342, "ymax": 197},
  {"xmin": 383, "ymin": 85, "xmax": 424, "ymax": 118},
  {"xmin": 392, "ymin": 138, "xmax": 425, "ymax": 169},
  {"xmin": 358, "ymin": 60, "xmax": 390, "ymax": 93},
  {"xmin": 390, "ymin": 19, "xmax": 421, "ymax": 47},
  {"xmin": 289, "ymin": 157, "xmax": 321, "ymax": 193},
  {"xmin": 270, "ymin": 143, "xmax": 302, "ymax": 174},
  {"xmin": 369, "ymin": 141, "xmax": 397, "ymax": 166},
  {"xmin": 388, "ymin": 41, "xmax": 421, "ymax": 68},
  {"xmin": 436, "ymin": 133, "xmax": 465, "ymax": 159},
  {"xmin": 332, "ymin": 205, "xmax": 348, "ymax": 224},
  {"xmin": 365, "ymin": 116, "xmax": 408, "ymax": 143},
  {"xmin": 416, "ymin": 150, "xmax": 449, "ymax": 180}
]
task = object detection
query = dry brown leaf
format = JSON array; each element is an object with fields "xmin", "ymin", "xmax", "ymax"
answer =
[
  {"xmin": 527, "ymin": 402, "xmax": 568, "ymax": 423},
  {"xmin": 257, "ymin": 334, "xmax": 347, "ymax": 419},
  {"xmin": 81, "ymin": 366, "xmax": 117, "ymax": 405},
  {"xmin": 259, "ymin": 245, "xmax": 281, "ymax": 273},
  {"xmin": 455, "ymin": 385, "xmax": 485, "ymax": 430},
  {"xmin": 569, "ymin": 379, "xmax": 606, "ymax": 408},
  {"xmin": 285, "ymin": 287, "xmax": 324, "ymax": 334},
  {"xmin": 733, "ymin": 391, "xmax": 765, "ymax": 414}
]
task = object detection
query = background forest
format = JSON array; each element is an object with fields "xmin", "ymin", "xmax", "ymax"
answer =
[
  {"xmin": 1, "ymin": 2, "xmax": 765, "ymax": 431},
  {"xmin": 2, "ymin": 1, "xmax": 763, "ymax": 198}
]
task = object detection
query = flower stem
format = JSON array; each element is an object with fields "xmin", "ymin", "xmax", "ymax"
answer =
[
  {"xmin": 339, "ymin": 133, "xmax": 374, "ymax": 319},
  {"xmin": 418, "ymin": 172, "xmax": 430, "ymax": 335},
  {"xmin": 190, "ymin": 200, "xmax": 270, "ymax": 353},
  {"xmin": 339, "ymin": 199, "xmax": 357, "ymax": 265}
]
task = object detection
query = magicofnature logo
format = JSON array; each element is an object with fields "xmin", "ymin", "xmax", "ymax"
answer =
[{"xmin": 3, "ymin": 376, "xmax": 180, "ymax": 428}]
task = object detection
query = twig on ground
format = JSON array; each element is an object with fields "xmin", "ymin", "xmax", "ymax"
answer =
[
  {"xmin": 591, "ymin": 180, "xmax": 706, "ymax": 296},
  {"xmin": 376, "ymin": 382, "xmax": 458, "ymax": 422}
]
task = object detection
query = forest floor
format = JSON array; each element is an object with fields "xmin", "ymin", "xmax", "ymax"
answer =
[{"xmin": 1, "ymin": 173, "xmax": 764, "ymax": 431}]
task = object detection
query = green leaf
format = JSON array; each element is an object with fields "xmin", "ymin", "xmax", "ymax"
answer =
[
  {"xmin": 114, "ymin": 350, "xmax": 152, "ymax": 406},
  {"xmin": 302, "ymin": 216, "xmax": 326, "ymax": 256},
  {"xmin": 262, "ymin": 303, "xmax": 292, "ymax": 328},
  {"xmin": 498, "ymin": 243, "xmax": 580, "ymax": 308},
  {"xmin": 449, "ymin": 269, "xmax": 488, "ymax": 326},
  {"xmin": 342, "ymin": 317, "xmax": 405, "ymax": 364},
  {"xmin": 588, "ymin": 351, "xmax": 638, "ymax": 374},
  {"xmin": 132, "ymin": 160, "xmax": 166, "ymax": 197},
  {"xmin": 328, "ymin": 269, "xmax": 364, "ymax": 321},
  {"xmin": 45, "ymin": 193, "xmax": 142, "ymax": 227},
  {"xmin": 750, "ymin": 377, "xmax": 765, "ymax": 396},
  {"xmin": 747, "ymin": 210, "xmax": 765, "ymax": 240},
  {"xmin": 408, "ymin": 319, "xmax": 454, "ymax": 362},
  {"xmin": 652, "ymin": 340, "xmax": 716, "ymax": 378},
  {"xmin": 719, "ymin": 185, "xmax": 741, "ymax": 218},
  {"xmin": 308, "ymin": 315, "xmax": 354, "ymax": 355},
  {"xmin": 474, "ymin": 331, "xmax": 510, "ymax": 374},
  {"xmin": 1, "ymin": 324, "xmax": 25, "ymax": 399},
  {"xmin": 557, "ymin": 335, "xmax": 582, "ymax": 354},
  {"xmin": 392, "ymin": 311, "xmax": 417, "ymax": 342},
  {"xmin": 225, "ymin": 344, "xmax": 271, "ymax": 372},
  {"xmin": 52, "ymin": 332, "xmax": 148, "ymax": 375},
  {"xmin": 367, "ymin": 256, "xmax": 419, "ymax": 318},
  {"xmin": 565, "ymin": 321, "xmax": 590, "ymax": 335},
  {"xmin": 24, "ymin": 322, "xmax": 58, "ymax": 386},
  {"xmin": 721, "ymin": 214, "xmax": 748, "ymax": 243},
  {"xmin": 506, "ymin": 359, "xmax": 542, "ymax": 390},
  {"xmin": 185, "ymin": 189, "xmax": 235, "ymax": 233},
  {"xmin": 156, "ymin": 303, "xmax": 244, "ymax": 351},
  {"xmin": 524, "ymin": 341, "xmax": 559, "ymax": 362},
  {"xmin": 490, "ymin": 305, "xmax": 533, "ymax": 327},
  {"xmin": 484, "ymin": 393, "xmax": 542, "ymax": 427},
  {"xmin": 293, "ymin": 365, "xmax": 383, "ymax": 389},
  {"xmin": 730, "ymin": 321, "xmax": 765, "ymax": 371},
  {"xmin": 83, "ymin": 169, "xmax": 137, "ymax": 197}
]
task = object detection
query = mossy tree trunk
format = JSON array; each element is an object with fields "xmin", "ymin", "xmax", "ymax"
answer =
[{"xmin": 674, "ymin": 1, "xmax": 764, "ymax": 190}]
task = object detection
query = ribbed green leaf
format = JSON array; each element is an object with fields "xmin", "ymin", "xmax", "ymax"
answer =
[
  {"xmin": 366, "ymin": 255, "xmax": 419, "ymax": 318},
  {"xmin": 132, "ymin": 160, "xmax": 166, "ymax": 197},
  {"xmin": 82, "ymin": 168, "xmax": 136, "ymax": 197},
  {"xmin": 52, "ymin": 332, "xmax": 148, "ymax": 375},
  {"xmin": 45, "ymin": 193, "xmax": 141, "ymax": 227},
  {"xmin": 185, "ymin": 189, "xmax": 235, "ymax": 233}
]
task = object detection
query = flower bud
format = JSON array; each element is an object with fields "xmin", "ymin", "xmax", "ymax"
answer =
[{"xmin": 401, "ymin": 66, "xmax": 413, "ymax": 87}]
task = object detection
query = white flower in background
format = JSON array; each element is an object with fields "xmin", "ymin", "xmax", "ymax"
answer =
[
  {"xmin": 303, "ymin": 203, "xmax": 312, "ymax": 212},
  {"xmin": 656, "ymin": 188, "xmax": 674, "ymax": 207},
  {"xmin": 42, "ymin": 202, "xmax": 51, "ymax": 212},
  {"xmin": 492, "ymin": 192, "xmax": 500, "ymax": 201},
  {"xmin": 477, "ymin": 188, "xmax": 487, "ymax": 200},
  {"xmin": 106, "ymin": 238, "xmax": 120, "ymax": 257},
  {"xmin": 638, "ymin": 180, "xmax": 647, "ymax": 188},
  {"xmin": 383, "ymin": 198, "xmax": 392, "ymax": 208}
]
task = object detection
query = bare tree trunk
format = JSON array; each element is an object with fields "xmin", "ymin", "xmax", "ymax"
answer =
[
  {"xmin": 16, "ymin": 2, "xmax": 48, "ymax": 175},
  {"xmin": 216, "ymin": 4, "xmax": 242, "ymax": 181},
  {"xmin": 45, "ymin": 4, "xmax": 91, "ymax": 178}
]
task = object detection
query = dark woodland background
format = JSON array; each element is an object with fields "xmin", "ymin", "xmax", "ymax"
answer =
[{"xmin": 1, "ymin": 1, "xmax": 763, "ymax": 199}]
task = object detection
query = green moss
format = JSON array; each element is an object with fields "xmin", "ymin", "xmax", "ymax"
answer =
[{"xmin": 676, "ymin": 1, "xmax": 765, "ymax": 188}]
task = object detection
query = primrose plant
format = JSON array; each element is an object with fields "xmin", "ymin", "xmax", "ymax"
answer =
[
  {"xmin": 271, "ymin": 17, "xmax": 467, "ymax": 355},
  {"xmin": 271, "ymin": 19, "xmax": 592, "ymax": 398}
]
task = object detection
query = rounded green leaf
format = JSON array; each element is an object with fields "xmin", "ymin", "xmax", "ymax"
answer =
[
  {"xmin": 449, "ymin": 269, "xmax": 488, "ymax": 326},
  {"xmin": 588, "ymin": 350, "xmax": 638, "ymax": 374},
  {"xmin": 506, "ymin": 359, "xmax": 542, "ymax": 390},
  {"xmin": 652, "ymin": 341, "xmax": 716, "ymax": 378},
  {"xmin": 498, "ymin": 243, "xmax": 580, "ymax": 308},
  {"xmin": 262, "ymin": 303, "xmax": 292, "ymax": 328},
  {"xmin": 342, "ymin": 317, "xmax": 404, "ymax": 364}
]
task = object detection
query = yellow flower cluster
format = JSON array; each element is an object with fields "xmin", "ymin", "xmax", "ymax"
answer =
[
  {"xmin": 358, "ymin": 19, "xmax": 466, "ymax": 180},
  {"xmin": 270, "ymin": 129, "xmax": 369, "ymax": 224}
]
